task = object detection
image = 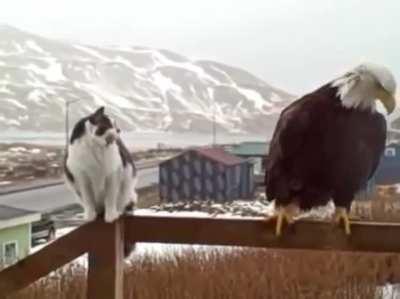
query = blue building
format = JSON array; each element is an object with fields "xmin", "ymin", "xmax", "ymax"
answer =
[
  {"xmin": 227, "ymin": 142, "xmax": 269, "ymax": 175},
  {"xmin": 374, "ymin": 143, "xmax": 400, "ymax": 185},
  {"xmin": 159, "ymin": 147, "xmax": 255, "ymax": 202}
]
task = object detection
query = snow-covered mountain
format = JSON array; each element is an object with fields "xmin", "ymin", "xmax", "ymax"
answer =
[{"xmin": 0, "ymin": 25, "xmax": 295, "ymax": 134}]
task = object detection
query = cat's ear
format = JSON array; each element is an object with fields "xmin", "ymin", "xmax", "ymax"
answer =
[
  {"xmin": 89, "ymin": 106, "xmax": 105, "ymax": 124},
  {"xmin": 94, "ymin": 106, "xmax": 105, "ymax": 116}
]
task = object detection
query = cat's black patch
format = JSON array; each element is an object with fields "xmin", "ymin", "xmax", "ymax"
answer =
[
  {"xmin": 70, "ymin": 106, "xmax": 114, "ymax": 143},
  {"xmin": 63, "ymin": 152, "xmax": 75, "ymax": 183},
  {"xmin": 94, "ymin": 117, "xmax": 113, "ymax": 136},
  {"xmin": 88, "ymin": 106, "xmax": 114, "ymax": 137},
  {"xmin": 116, "ymin": 138, "xmax": 137, "ymax": 176},
  {"xmin": 69, "ymin": 116, "xmax": 89, "ymax": 144}
]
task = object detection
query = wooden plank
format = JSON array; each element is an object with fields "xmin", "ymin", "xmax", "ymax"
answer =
[
  {"xmin": 125, "ymin": 215, "xmax": 400, "ymax": 253},
  {"xmin": 87, "ymin": 219, "xmax": 125, "ymax": 299},
  {"xmin": 0, "ymin": 220, "xmax": 95, "ymax": 296}
]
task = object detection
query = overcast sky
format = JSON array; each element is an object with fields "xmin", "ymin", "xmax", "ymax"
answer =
[{"xmin": 1, "ymin": 0, "xmax": 399, "ymax": 95}]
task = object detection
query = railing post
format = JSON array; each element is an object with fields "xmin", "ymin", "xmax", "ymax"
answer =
[{"xmin": 87, "ymin": 219, "xmax": 125, "ymax": 299}]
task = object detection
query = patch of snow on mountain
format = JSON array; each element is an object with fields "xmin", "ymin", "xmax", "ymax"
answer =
[
  {"xmin": 25, "ymin": 40, "xmax": 48, "ymax": 55},
  {"xmin": 26, "ymin": 59, "xmax": 65, "ymax": 82},
  {"xmin": 5, "ymin": 98, "xmax": 27, "ymax": 109},
  {"xmin": 73, "ymin": 44, "xmax": 108, "ymax": 61},
  {"xmin": 236, "ymin": 86, "xmax": 271, "ymax": 109},
  {"xmin": 0, "ymin": 25, "xmax": 295, "ymax": 134},
  {"xmin": 0, "ymin": 116, "xmax": 20, "ymax": 126},
  {"xmin": 152, "ymin": 70, "xmax": 182, "ymax": 96},
  {"xmin": 209, "ymin": 65, "xmax": 235, "ymax": 84},
  {"xmin": 151, "ymin": 51, "xmax": 220, "ymax": 85},
  {"xmin": 13, "ymin": 41, "xmax": 24, "ymax": 54},
  {"xmin": 178, "ymin": 62, "xmax": 220, "ymax": 85},
  {"xmin": 0, "ymin": 85, "xmax": 14, "ymax": 94},
  {"xmin": 263, "ymin": 106, "xmax": 283, "ymax": 115},
  {"xmin": 27, "ymin": 89, "xmax": 46, "ymax": 105},
  {"xmin": 114, "ymin": 56, "xmax": 142, "ymax": 71},
  {"xmin": 270, "ymin": 92, "xmax": 284, "ymax": 103},
  {"xmin": 79, "ymin": 82, "xmax": 136, "ymax": 109},
  {"xmin": 106, "ymin": 106, "xmax": 136, "ymax": 128}
]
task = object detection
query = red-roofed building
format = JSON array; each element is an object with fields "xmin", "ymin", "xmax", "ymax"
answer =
[{"xmin": 159, "ymin": 147, "xmax": 255, "ymax": 202}]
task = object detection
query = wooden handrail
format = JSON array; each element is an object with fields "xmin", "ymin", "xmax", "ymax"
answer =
[
  {"xmin": 1, "ymin": 215, "xmax": 400, "ymax": 298},
  {"xmin": 0, "ymin": 220, "xmax": 95, "ymax": 296},
  {"xmin": 125, "ymin": 216, "xmax": 400, "ymax": 253}
]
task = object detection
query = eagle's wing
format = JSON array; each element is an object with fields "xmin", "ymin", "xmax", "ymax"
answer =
[
  {"xmin": 265, "ymin": 97, "xmax": 316, "ymax": 199},
  {"xmin": 269, "ymin": 98, "xmax": 313, "ymax": 161}
]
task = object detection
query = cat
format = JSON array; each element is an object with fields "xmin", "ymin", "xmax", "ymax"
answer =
[{"xmin": 64, "ymin": 106, "xmax": 137, "ymax": 223}]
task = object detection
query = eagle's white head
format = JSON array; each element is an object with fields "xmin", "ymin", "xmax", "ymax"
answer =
[{"xmin": 331, "ymin": 63, "xmax": 397, "ymax": 114}]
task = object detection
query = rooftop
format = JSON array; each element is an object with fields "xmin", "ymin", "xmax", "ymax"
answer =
[
  {"xmin": 161, "ymin": 146, "xmax": 248, "ymax": 166},
  {"xmin": 194, "ymin": 147, "xmax": 246, "ymax": 166},
  {"xmin": 229, "ymin": 141, "xmax": 269, "ymax": 157},
  {"xmin": 0, "ymin": 205, "xmax": 41, "ymax": 230}
]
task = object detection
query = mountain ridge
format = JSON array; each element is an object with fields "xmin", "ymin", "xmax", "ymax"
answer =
[{"xmin": 0, "ymin": 25, "xmax": 295, "ymax": 134}]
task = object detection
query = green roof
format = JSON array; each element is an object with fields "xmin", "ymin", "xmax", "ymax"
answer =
[{"xmin": 229, "ymin": 142, "xmax": 269, "ymax": 156}]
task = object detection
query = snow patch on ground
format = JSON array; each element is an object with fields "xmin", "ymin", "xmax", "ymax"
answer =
[
  {"xmin": 9, "ymin": 146, "xmax": 26, "ymax": 152},
  {"xmin": 134, "ymin": 210, "xmax": 210, "ymax": 218},
  {"xmin": 30, "ymin": 148, "xmax": 41, "ymax": 154}
]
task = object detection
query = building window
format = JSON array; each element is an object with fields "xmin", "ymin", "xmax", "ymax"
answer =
[
  {"xmin": 385, "ymin": 148, "xmax": 396, "ymax": 157},
  {"xmin": 3, "ymin": 241, "xmax": 19, "ymax": 265}
]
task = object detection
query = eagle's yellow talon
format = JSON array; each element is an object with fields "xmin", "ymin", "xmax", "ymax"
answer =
[
  {"xmin": 334, "ymin": 207, "xmax": 351, "ymax": 235},
  {"xmin": 269, "ymin": 207, "xmax": 296, "ymax": 237},
  {"xmin": 275, "ymin": 212, "xmax": 284, "ymax": 236}
]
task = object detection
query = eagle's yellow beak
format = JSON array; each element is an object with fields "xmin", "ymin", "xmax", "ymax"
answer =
[{"xmin": 377, "ymin": 88, "xmax": 396, "ymax": 114}]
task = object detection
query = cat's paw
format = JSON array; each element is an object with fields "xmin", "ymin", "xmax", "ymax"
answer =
[
  {"xmin": 85, "ymin": 209, "xmax": 97, "ymax": 222},
  {"xmin": 105, "ymin": 209, "xmax": 120, "ymax": 223}
]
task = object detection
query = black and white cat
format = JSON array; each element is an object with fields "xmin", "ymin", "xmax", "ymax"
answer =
[{"xmin": 64, "ymin": 107, "xmax": 137, "ymax": 223}]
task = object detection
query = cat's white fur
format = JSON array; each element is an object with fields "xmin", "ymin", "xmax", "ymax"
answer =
[{"xmin": 65, "ymin": 119, "xmax": 137, "ymax": 223}]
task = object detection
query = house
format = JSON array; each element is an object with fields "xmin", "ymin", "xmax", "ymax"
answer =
[
  {"xmin": 346, "ymin": 143, "xmax": 400, "ymax": 200},
  {"xmin": 374, "ymin": 143, "xmax": 400, "ymax": 185},
  {"xmin": 0, "ymin": 205, "xmax": 40, "ymax": 265},
  {"xmin": 228, "ymin": 142, "xmax": 269, "ymax": 175},
  {"xmin": 159, "ymin": 147, "xmax": 255, "ymax": 202}
]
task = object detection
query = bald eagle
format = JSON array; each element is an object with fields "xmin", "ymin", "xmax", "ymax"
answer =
[{"xmin": 265, "ymin": 63, "xmax": 397, "ymax": 236}]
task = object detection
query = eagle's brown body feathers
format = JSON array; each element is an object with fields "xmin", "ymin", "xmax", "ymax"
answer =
[{"xmin": 265, "ymin": 84, "xmax": 386, "ymax": 211}]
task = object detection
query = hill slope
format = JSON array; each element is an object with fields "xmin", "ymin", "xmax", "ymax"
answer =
[{"xmin": 0, "ymin": 25, "xmax": 295, "ymax": 134}]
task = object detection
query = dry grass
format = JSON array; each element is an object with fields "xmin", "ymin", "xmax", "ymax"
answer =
[{"xmin": 5, "ymin": 248, "xmax": 400, "ymax": 299}]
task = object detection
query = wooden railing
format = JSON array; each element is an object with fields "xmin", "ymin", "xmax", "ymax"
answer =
[{"xmin": 1, "ymin": 216, "xmax": 400, "ymax": 299}]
